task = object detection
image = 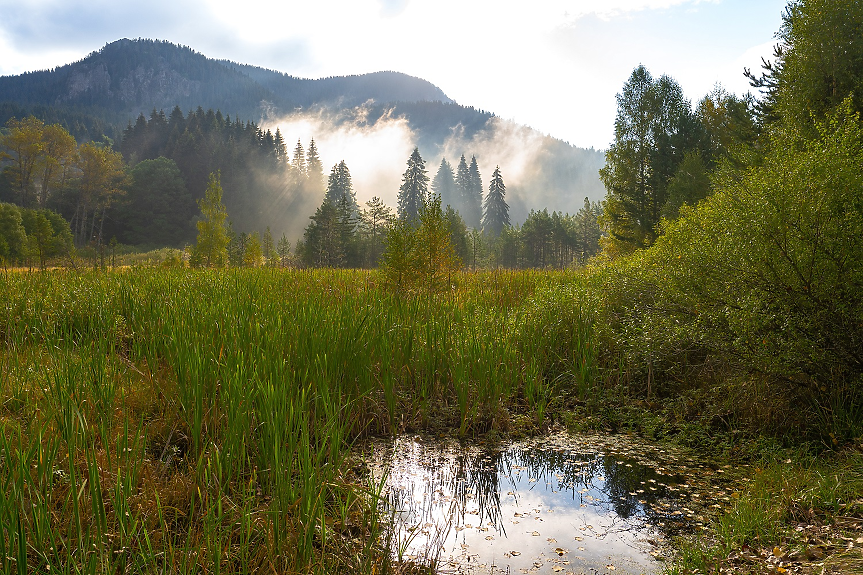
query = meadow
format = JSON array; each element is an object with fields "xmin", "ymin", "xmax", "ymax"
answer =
[
  {"xmin": 2, "ymin": 265, "xmax": 861, "ymax": 575},
  {"xmin": 0, "ymin": 267, "xmax": 597, "ymax": 574}
]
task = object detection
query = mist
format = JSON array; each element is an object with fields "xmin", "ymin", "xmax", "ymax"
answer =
[{"xmin": 261, "ymin": 103, "xmax": 605, "ymax": 239}]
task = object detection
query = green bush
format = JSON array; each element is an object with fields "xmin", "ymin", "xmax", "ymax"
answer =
[{"xmin": 592, "ymin": 101, "xmax": 863, "ymax": 442}]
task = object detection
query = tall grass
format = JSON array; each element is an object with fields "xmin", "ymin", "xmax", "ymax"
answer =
[{"xmin": 0, "ymin": 267, "xmax": 594, "ymax": 572}]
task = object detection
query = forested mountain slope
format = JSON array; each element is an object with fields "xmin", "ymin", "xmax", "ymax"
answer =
[{"xmin": 0, "ymin": 37, "xmax": 606, "ymax": 238}]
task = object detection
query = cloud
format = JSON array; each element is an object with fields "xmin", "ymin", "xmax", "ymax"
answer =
[{"xmin": 379, "ymin": 0, "xmax": 410, "ymax": 17}]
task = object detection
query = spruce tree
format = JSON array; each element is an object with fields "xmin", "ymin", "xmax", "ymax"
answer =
[
  {"xmin": 360, "ymin": 196, "xmax": 395, "ymax": 267},
  {"xmin": 306, "ymin": 139, "xmax": 325, "ymax": 197},
  {"xmin": 397, "ymin": 147, "xmax": 429, "ymax": 222},
  {"xmin": 276, "ymin": 233, "xmax": 291, "ymax": 267},
  {"xmin": 482, "ymin": 166, "xmax": 510, "ymax": 237},
  {"xmin": 262, "ymin": 226, "xmax": 275, "ymax": 264},
  {"xmin": 302, "ymin": 200, "xmax": 344, "ymax": 267},
  {"xmin": 466, "ymin": 155, "xmax": 483, "ymax": 228},
  {"xmin": 325, "ymin": 160, "xmax": 359, "ymax": 215},
  {"xmin": 431, "ymin": 158, "xmax": 456, "ymax": 208},
  {"xmin": 292, "ymin": 139, "xmax": 306, "ymax": 176},
  {"xmin": 273, "ymin": 129, "xmax": 287, "ymax": 164},
  {"xmin": 454, "ymin": 154, "xmax": 471, "ymax": 220}
]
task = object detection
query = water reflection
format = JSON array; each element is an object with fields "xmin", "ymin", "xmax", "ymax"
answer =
[{"xmin": 371, "ymin": 433, "xmax": 701, "ymax": 574}]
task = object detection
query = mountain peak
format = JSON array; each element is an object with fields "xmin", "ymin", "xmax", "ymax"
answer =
[{"xmin": 0, "ymin": 37, "xmax": 452, "ymax": 120}]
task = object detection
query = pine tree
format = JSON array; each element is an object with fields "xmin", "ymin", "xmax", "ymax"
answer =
[
  {"xmin": 382, "ymin": 195, "xmax": 460, "ymax": 292},
  {"xmin": 431, "ymin": 158, "xmax": 456, "ymax": 208},
  {"xmin": 574, "ymin": 198, "xmax": 602, "ymax": 265},
  {"xmin": 336, "ymin": 194, "xmax": 359, "ymax": 266},
  {"xmin": 444, "ymin": 205, "xmax": 469, "ymax": 263},
  {"xmin": 325, "ymin": 160, "xmax": 359, "ymax": 215},
  {"xmin": 306, "ymin": 138, "xmax": 325, "ymax": 197},
  {"xmin": 398, "ymin": 147, "xmax": 429, "ymax": 222},
  {"xmin": 190, "ymin": 172, "xmax": 229, "ymax": 267},
  {"xmin": 276, "ymin": 233, "xmax": 291, "ymax": 267},
  {"xmin": 482, "ymin": 166, "xmax": 510, "ymax": 237},
  {"xmin": 465, "ymin": 156, "xmax": 483, "ymax": 229},
  {"xmin": 302, "ymin": 200, "xmax": 344, "ymax": 267},
  {"xmin": 262, "ymin": 226, "xmax": 275, "ymax": 264},
  {"xmin": 226, "ymin": 222, "xmax": 243, "ymax": 266},
  {"xmin": 273, "ymin": 129, "xmax": 287, "ymax": 165},
  {"xmin": 292, "ymin": 139, "xmax": 306, "ymax": 176},
  {"xmin": 360, "ymin": 196, "xmax": 395, "ymax": 267},
  {"xmin": 454, "ymin": 154, "xmax": 471, "ymax": 221}
]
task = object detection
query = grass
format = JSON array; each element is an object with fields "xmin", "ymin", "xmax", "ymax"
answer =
[
  {"xmin": 666, "ymin": 449, "xmax": 863, "ymax": 574},
  {"xmin": 1, "ymin": 266, "xmax": 860, "ymax": 574},
  {"xmin": 0, "ymin": 267, "xmax": 592, "ymax": 573}
]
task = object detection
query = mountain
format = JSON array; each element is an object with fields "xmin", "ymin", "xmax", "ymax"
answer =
[
  {"xmin": 0, "ymin": 39, "xmax": 450, "ymax": 130},
  {"xmin": 219, "ymin": 62, "xmax": 452, "ymax": 109},
  {"xmin": 0, "ymin": 38, "xmax": 606, "ymax": 232}
]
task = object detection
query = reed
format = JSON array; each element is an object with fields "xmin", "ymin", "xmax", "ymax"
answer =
[{"xmin": 0, "ymin": 267, "xmax": 595, "ymax": 572}]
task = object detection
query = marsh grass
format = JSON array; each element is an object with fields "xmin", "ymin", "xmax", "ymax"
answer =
[
  {"xmin": 667, "ymin": 450, "xmax": 863, "ymax": 574},
  {"xmin": 0, "ymin": 267, "xmax": 588, "ymax": 573}
]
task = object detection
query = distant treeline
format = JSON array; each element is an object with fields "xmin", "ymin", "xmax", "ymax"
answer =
[
  {"xmin": 1, "ymin": 108, "xmax": 606, "ymax": 269},
  {"xmin": 0, "ymin": 101, "xmax": 119, "ymax": 143},
  {"xmin": 117, "ymin": 105, "xmax": 323, "ymax": 242}
]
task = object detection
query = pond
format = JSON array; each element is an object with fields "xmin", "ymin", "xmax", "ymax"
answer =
[{"xmin": 369, "ymin": 432, "xmax": 743, "ymax": 575}]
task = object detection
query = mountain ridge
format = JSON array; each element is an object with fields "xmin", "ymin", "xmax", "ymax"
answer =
[
  {"xmin": 0, "ymin": 38, "xmax": 455, "ymax": 123},
  {"xmin": 0, "ymin": 37, "xmax": 606, "ymax": 227}
]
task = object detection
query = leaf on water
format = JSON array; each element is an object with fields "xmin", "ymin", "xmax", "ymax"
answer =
[
  {"xmin": 554, "ymin": 547, "xmax": 567, "ymax": 555},
  {"xmin": 531, "ymin": 531, "xmax": 541, "ymax": 536},
  {"xmin": 485, "ymin": 535, "xmax": 494, "ymax": 540},
  {"xmin": 607, "ymin": 564, "xmax": 616, "ymax": 570},
  {"xmin": 510, "ymin": 550, "xmax": 521, "ymax": 556}
]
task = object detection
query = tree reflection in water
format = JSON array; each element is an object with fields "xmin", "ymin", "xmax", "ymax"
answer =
[{"xmin": 373, "ymin": 434, "xmax": 694, "ymax": 574}]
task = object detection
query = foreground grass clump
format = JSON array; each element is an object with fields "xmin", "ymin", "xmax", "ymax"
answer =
[
  {"xmin": 0, "ymin": 267, "xmax": 596, "ymax": 573},
  {"xmin": 668, "ymin": 449, "xmax": 863, "ymax": 575}
]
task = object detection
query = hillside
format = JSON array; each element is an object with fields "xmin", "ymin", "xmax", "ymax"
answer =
[
  {"xmin": 0, "ymin": 39, "xmax": 453, "ymax": 131},
  {"xmin": 0, "ymin": 38, "xmax": 606, "ymax": 231}
]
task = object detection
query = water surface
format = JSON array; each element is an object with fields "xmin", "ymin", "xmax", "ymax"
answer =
[{"xmin": 370, "ymin": 432, "xmax": 740, "ymax": 575}]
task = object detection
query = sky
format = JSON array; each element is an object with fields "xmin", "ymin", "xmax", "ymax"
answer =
[{"xmin": 0, "ymin": 0, "xmax": 789, "ymax": 151}]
